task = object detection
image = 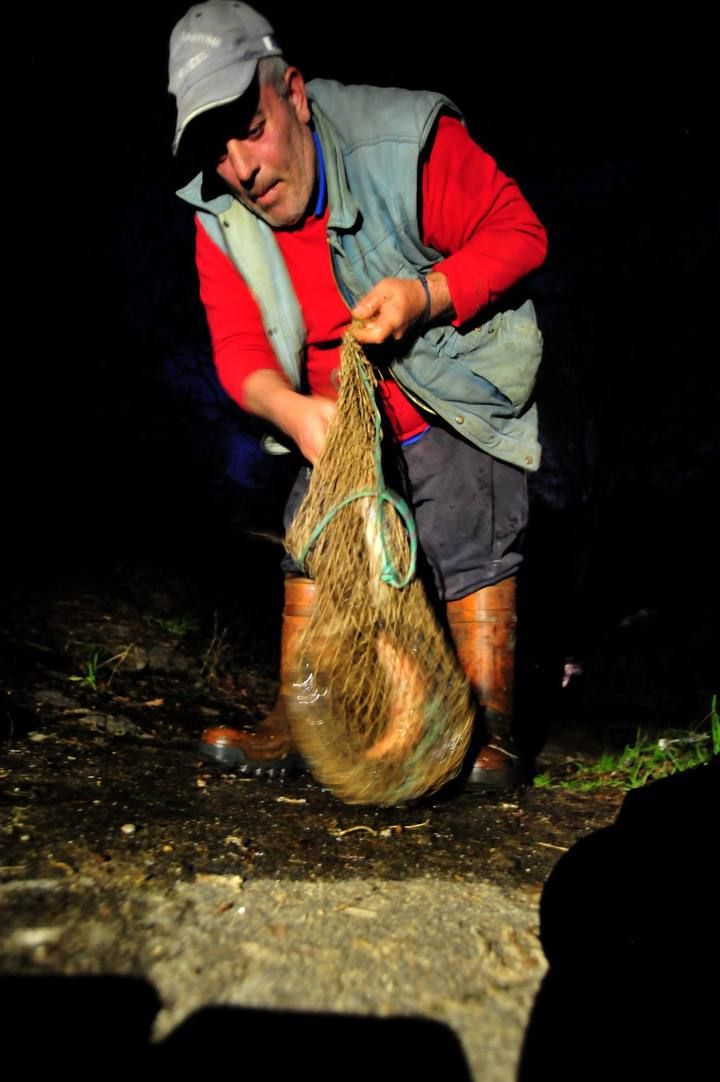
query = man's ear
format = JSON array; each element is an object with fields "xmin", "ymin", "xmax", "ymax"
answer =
[{"xmin": 284, "ymin": 66, "xmax": 311, "ymax": 124}]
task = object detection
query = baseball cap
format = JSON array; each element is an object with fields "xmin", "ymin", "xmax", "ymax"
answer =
[{"xmin": 169, "ymin": 1, "xmax": 282, "ymax": 155}]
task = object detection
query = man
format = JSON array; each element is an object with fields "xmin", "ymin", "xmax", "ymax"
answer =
[{"xmin": 168, "ymin": 1, "xmax": 548, "ymax": 790}]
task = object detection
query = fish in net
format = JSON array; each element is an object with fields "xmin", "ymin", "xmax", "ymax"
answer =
[{"xmin": 284, "ymin": 329, "xmax": 474, "ymax": 806}]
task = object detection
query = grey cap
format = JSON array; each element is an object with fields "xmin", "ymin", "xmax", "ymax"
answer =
[{"xmin": 168, "ymin": 1, "xmax": 282, "ymax": 154}]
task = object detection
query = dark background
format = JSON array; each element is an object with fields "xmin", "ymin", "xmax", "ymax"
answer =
[{"xmin": 8, "ymin": 4, "xmax": 717, "ymax": 730}]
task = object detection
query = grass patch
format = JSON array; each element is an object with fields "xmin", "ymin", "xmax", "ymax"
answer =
[
  {"xmin": 67, "ymin": 648, "xmax": 102, "ymax": 690},
  {"xmin": 148, "ymin": 614, "xmax": 200, "ymax": 637},
  {"xmin": 67, "ymin": 644, "xmax": 137, "ymax": 690},
  {"xmin": 534, "ymin": 695, "xmax": 719, "ymax": 792}
]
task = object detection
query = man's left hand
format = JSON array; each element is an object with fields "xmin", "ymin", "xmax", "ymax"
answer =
[{"xmin": 350, "ymin": 273, "xmax": 452, "ymax": 345}]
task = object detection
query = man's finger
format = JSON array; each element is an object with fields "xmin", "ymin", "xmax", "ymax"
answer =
[
  {"xmin": 351, "ymin": 295, "xmax": 382, "ymax": 319},
  {"xmin": 352, "ymin": 317, "xmax": 393, "ymax": 344}
]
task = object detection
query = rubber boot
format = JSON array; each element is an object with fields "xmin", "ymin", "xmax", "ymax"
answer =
[
  {"xmin": 446, "ymin": 577, "xmax": 519, "ymax": 790},
  {"xmin": 198, "ymin": 577, "xmax": 315, "ymax": 776}
]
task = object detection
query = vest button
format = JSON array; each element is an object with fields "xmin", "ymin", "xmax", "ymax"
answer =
[
  {"xmin": 222, "ymin": 220, "xmax": 229, "ymax": 228},
  {"xmin": 525, "ymin": 454, "xmax": 534, "ymax": 465},
  {"xmin": 455, "ymin": 414, "xmax": 464, "ymax": 424}
]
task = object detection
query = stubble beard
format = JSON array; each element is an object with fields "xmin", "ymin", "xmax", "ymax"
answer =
[{"xmin": 234, "ymin": 184, "xmax": 309, "ymax": 229}]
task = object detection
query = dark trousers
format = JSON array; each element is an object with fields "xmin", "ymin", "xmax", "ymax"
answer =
[{"xmin": 282, "ymin": 421, "xmax": 529, "ymax": 603}]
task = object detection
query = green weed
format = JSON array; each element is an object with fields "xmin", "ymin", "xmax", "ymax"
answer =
[
  {"xmin": 68, "ymin": 649, "xmax": 102, "ymax": 690},
  {"xmin": 534, "ymin": 695, "xmax": 718, "ymax": 793},
  {"xmin": 67, "ymin": 644, "xmax": 135, "ymax": 690},
  {"xmin": 149, "ymin": 614, "xmax": 200, "ymax": 637}
]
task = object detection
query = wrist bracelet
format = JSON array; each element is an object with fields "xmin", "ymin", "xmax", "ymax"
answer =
[{"xmin": 418, "ymin": 274, "xmax": 432, "ymax": 325}]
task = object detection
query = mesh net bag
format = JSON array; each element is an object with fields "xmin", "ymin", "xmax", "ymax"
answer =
[{"xmin": 284, "ymin": 329, "xmax": 474, "ymax": 806}]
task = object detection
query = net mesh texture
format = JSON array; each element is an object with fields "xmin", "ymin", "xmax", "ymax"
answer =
[{"xmin": 284, "ymin": 330, "xmax": 474, "ymax": 806}]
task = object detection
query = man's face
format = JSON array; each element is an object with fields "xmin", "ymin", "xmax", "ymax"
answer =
[{"xmin": 213, "ymin": 68, "xmax": 316, "ymax": 228}]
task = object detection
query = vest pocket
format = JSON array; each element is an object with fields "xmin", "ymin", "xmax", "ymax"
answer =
[{"xmin": 440, "ymin": 307, "xmax": 543, "ymax": 412}]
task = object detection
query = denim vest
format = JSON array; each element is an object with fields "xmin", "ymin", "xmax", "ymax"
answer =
[{"xmin": 176, "ymin": 80, "xmax": 543, "ymax": 470}]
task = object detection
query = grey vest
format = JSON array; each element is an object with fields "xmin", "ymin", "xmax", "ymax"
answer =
[{"xmin": 177, "ymin": 80, "xmax": 543, "ymax": 470}]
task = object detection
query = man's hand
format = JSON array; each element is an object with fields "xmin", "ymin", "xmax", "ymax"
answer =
[
  {"xmin": 282, "ymin": 394, "xmax": 336, "ymax": 465},
  {"xmin": 243, "ymin": 369, "xmax": 335, "ymax": 465},
  {"xmin": 351, "ymin": 272, "xmax": 454, "ymax": 345}
]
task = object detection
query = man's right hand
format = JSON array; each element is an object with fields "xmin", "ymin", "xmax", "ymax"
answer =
[
  {"xmin": 243, "ymin": 369, "xmax": 335, "ymax": 466},
  {"xmin": 282, "ymin": 394, "xmax": 336, "ymax": 465}
]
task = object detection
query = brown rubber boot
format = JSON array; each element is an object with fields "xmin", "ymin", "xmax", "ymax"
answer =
[
  {"xmin": 446, "ymin": 577, "xmax": 519, "ymax": 790},
  {"xmin": 198, "ymin": 576, "xmax": 315, "ymax": 776}
]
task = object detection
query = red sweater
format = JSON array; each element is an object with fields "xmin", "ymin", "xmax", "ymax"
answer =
[{"xmin": 196, "ymin": 115, "xmax": 547, "ymax": 442}]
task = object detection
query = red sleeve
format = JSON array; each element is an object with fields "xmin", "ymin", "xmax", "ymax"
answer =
[
  {"xmin": 195, "ymin": 216, "xmax": 282, "ymax": 409},
  {"xmin": 421, "ymin": 115, "xmax": 548, "ymax": 326}
]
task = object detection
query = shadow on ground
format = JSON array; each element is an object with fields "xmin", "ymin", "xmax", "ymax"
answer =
[
  {"xmin": 1, "ymin": 973, "xmax": 471, "ymax": 1078},
  {"xmin": 520, "ymin": 757, "xmax": 718, "ymax": 1080}
]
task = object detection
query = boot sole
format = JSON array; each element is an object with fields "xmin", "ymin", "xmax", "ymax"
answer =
[
  {"xmin": 198, "ymin": 739, "xmax": 305, "ymax": 778},
  {"xmin": 466, "ymin": 764, "xmax": 519, "ymax": 791}
]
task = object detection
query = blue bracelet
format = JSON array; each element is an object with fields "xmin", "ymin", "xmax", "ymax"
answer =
[{"xmin": 418, "ymin": 274, "xmax": 432, "ymax": 325}]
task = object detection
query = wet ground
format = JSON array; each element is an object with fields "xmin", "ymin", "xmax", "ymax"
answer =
[{"xmin": 1, "ymin": 560, "xmax": 715, "ymax": 1079}]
